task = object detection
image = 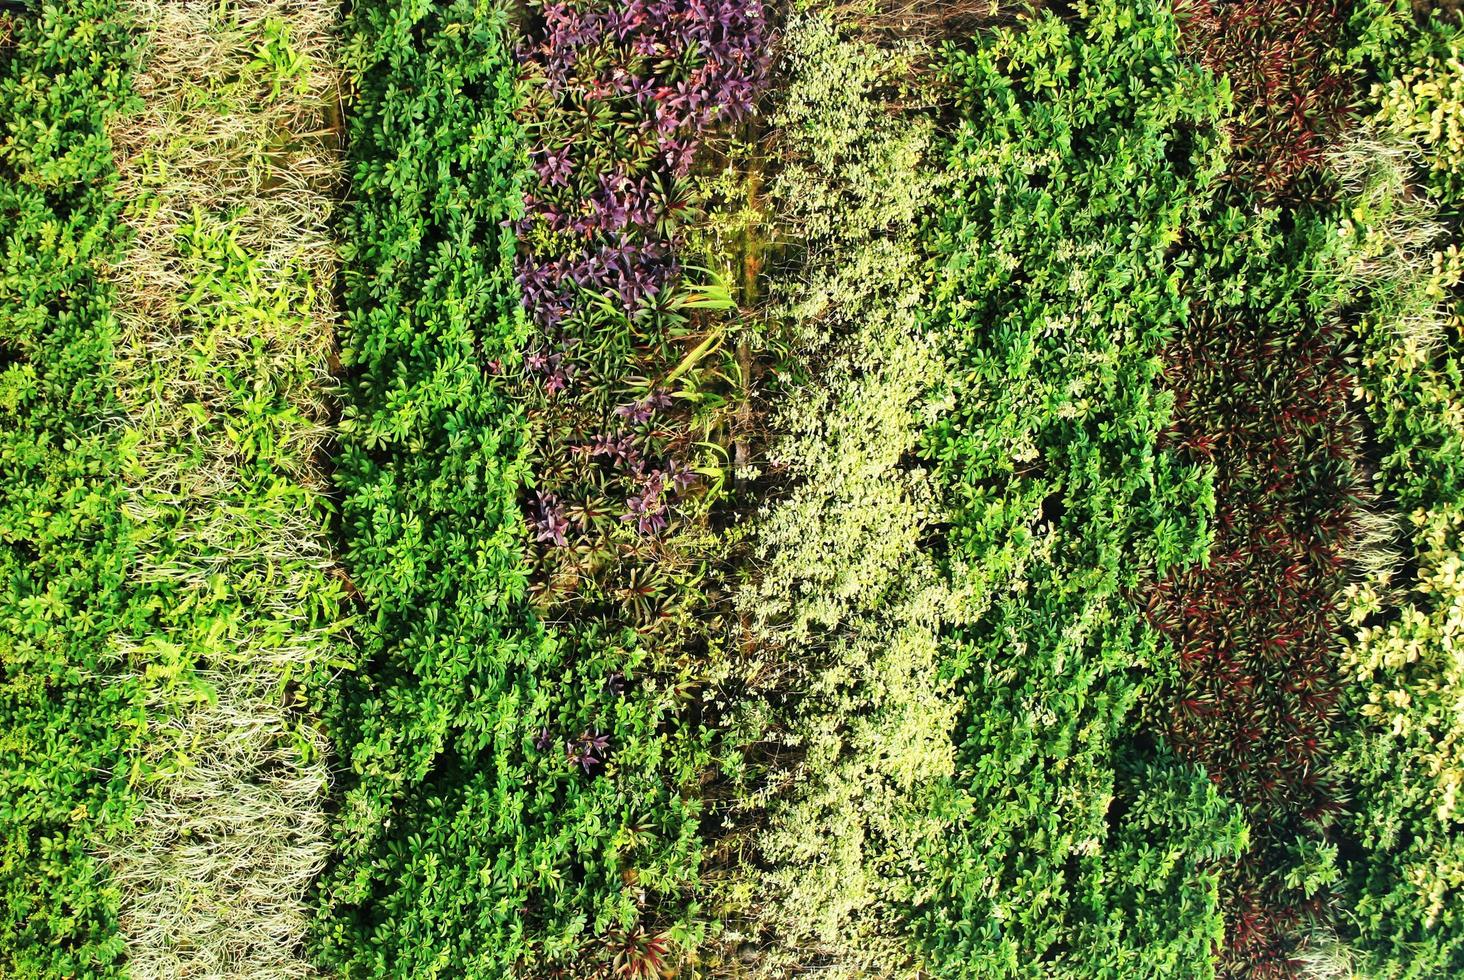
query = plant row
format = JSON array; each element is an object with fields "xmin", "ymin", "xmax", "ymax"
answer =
[
  {"xmin": 99, "ymin": 2, "xmax": 350, "ymax": 974},
  {"xmin": 0, "ymin": 5, "xmax": 141, "ymax": 975},
  {"xmin": 314, "ymin": 0, "xmax": 771, "ymax": 974}
]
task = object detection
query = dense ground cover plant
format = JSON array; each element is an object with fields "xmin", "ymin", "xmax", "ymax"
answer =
[
  {"xmin": 317, "ymin": 2, "xmax": 744, "ymax": 975},
  {"xmin": 1316, "ymin": 13, "xmax": 1464, "ymax": 970},
  {"xmin": 10, "ymin": 1, "xmax": 1464, "ymax": 975},
  {"xmin": 1148, "ymin": 5, "xmax": 1389, "ymax": 973},
  {"xmin": 911, "ymin": 2, "xmax": 1248, "ymax": 974},
  {"xmin": 1368, "ymin": 12, "xmax": 1464, "ymax": 208},
  {"xmin": 0, "ymin": 4, "xmax": 140, "ymax": 975},
  {"xmin": 721, "ymin": 9, "xmax": 955, "ymax": 975},
  {"xmin": 1175, "ymin": 0, "xmax": 1356, "ymax": 200},
  {"xmin": 1121, "ymin": 9, "xmax": 1414, "ymax": 976},
  {"xmin": 502, "ymin": 1, "xmax": 773, "ymax": 970},
  {"xmin": 99, "ymin": 1, "xmax": 349, "ymax": 973}
]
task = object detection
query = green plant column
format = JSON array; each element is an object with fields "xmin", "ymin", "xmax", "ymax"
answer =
[
  {"xmin": 725, "ymin": 10, "xmax": 956, "ymax": 976},
  {"xmin": 913, "ymin": 2, "xmax": 1245, "ymax": 975},
  {"xmin": 0, "ymin": 4, "xmax": 140, "ymax": 976},
  {"xmin": 1322, "ymin": 9, "xmax": 1464, "ymax": 974},
  {"xmin": 312, "ymin": 1, "xmax": 573, "ymax": 974}
]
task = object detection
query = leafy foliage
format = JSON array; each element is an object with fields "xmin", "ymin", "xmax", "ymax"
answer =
[
  {"xmin": 315, "ymin": 2, "xmax": 734, "ymax": 974},
  {"xmin": 505, "ymin": 1, "xmax": 774, "ymax": 969},
  {"xmin": 14, "ymin": 3, "xmax": 1464, "ymax": 978},
  {"xmin": 911, "ymin": 3, "xmax": 1245, "ymax": 975},
  {"xmin": 1142, "ymin": 6, "xmax": 1402, "ymax": 973},
  {"xmin": 0, "ymin": 5, "xmax": 139, "ymax": 976},
  {"xmin": 513, "ymin": 0, "xmax": 770, "ymax": 620},
  {"xmin": 1316, "ymin": 16, "xmax": 1464, "ymax": 969},
  {"xmin": 1369, "ymin": 13, "xmax": 1464, "ymax": 208},
  {"xmin": 723, "ymin": 11, "xmax": 954, "ymax": 975},
  {"xmin": 515, "ymin": 0, "xmax": 768, "ymax": 332},
  {"xmin": 1149, "ymin": 206, "xmax": 1362, "ymax": 978}
]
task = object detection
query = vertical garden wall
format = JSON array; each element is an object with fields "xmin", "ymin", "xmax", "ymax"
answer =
[{"xmin": 2, "ymin": 0, "xmax": 1463, "ymax": 977}]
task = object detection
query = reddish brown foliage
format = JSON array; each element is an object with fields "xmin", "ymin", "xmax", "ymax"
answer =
[
  {"xmin": 1176, "ymin": 0, "xmax": 1356, "ymax": 198},
  {"xmin": 1147, "ymin": 304, "xmax": 1364, "ymax": 974},
  {"xmin": 607, "ymin": 926, "xmax": 671, "ymax": 979},
  {"xmin": 1219, "ymin": 863, "xmax": 1318, "ymax": 979},
  {"xmin": 1150, "ymin": 316, "xmax": 1358, "ymax": 822}
]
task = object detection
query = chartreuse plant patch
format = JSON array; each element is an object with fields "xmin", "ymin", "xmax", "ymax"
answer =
[
  {"xmin": 1315, "ymin": 10, "xmax": 1464, "ymax": 974},
  {"xmin": 0, "ymin": 3, "xmax": 140, "ymax": 976},
  {"xmin": 721, "ymin": 9, "xmax": 958, "ymax": 976},
  {"xmin": 4, "ymin": 0, "xmax": 1464, "ymax": 976}
]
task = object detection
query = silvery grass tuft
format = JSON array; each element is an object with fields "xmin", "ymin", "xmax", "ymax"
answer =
[{"xmin": 103, "ymin": 2, "xmax": 347, "ymax": 975}]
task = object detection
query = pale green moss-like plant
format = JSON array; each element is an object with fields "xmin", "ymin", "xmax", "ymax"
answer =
[
  {"xmin": 1294, "ymin": 927, "xmax": 1367, "ymax": 980},
  {"xmin": 726, "ymin": 12, "xmax": 972, "ymax": 976}
]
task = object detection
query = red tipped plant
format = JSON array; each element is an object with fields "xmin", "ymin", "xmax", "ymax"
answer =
[
  {"xmin": 1151, "ymin": 311, "xmax": 1358, "ymax": 826},
  {"xmin": 1176, "ymin": 0, "xmax": 1355, "ymax": 198},
  {"xmin": 607, "ymin": 925, "xmax": 671, "ymax": 979},
  {"xmin": 1147, "ymin": 276, "xmax": 1364, "ymax": 974},
  {"xmin": 1219, "ymin": 863, "xmax": 1315, "ymax": 979}
]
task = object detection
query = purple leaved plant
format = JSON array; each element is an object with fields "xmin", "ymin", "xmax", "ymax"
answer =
[
  {"xmin": 513, "ymin": 0, "xmax": 767, "ymax": 618},
  {"xmin": 567, "ymin": 728, "xmax": 613, "ymax": 774},
  {"xmin": 532, "ymin": 491, "xmax": 570, "ymax": 547}
]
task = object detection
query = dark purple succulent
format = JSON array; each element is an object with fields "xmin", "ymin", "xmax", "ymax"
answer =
[
  {"xmin": 668, "ymin": 459, "xmax": 697, "ymax": 493},
  {"xmin": 622, "ymin": 478, "xmax": 669, "ymax": 536},
  {"xmin": 532, "ymin": 491, "xmax": 570, "ymax": 547},
  {"xmin": 587, "ymin": 433, "xmax": 646, "ymax": 474},
  {"xmin": 514, "ymin": 0, "xmax": 770, "ymax": 328},
  {"xmin": 567, "ymin": 728, "xmax": 612, "ymax": 774},
  {"xmin": 614, "ymin": 388, "xmax": 673, "ymax": 425},
  {"xmin": 534, "ymin": 149, "xmax": 572, "ymax": 187}
]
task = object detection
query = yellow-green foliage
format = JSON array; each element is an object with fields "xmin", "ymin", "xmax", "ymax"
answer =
[
  {"xmin": 747, "ymin": 11, "xmax": 943, "ymax": 643},
  {"xmin": 1347, "ymin": 503, "xmax": 1464, "ymax": 869},
  {"xmin": 100, "ymin": 2, "xmax": 347, "ymax": 975},
  {"xmin": 1325, "ymin": 29, "xmax": 1464, "ymax": 965},
  {"xmin": 1342, "ymin": 494, "xmax": 1464, "ymax": 975},
  {"xmin": 0, "ymin": 4, "xmax": 140, "ymax": 975},
  {"xmin": 1371, "ymin": 26, "xmax": 1464, "ymax": 204},
  {"xmin": 729, "ymin": 11, "xmax": 960, "ymax": 976}
]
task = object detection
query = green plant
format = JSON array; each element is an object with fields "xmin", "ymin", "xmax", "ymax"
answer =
[
  {"xmin": 1175, "ymin": 0, "xmax": 1356, "ymax": 200},
  {"xmin": 722, "ymin": 11, "xmax": 955, "ymax": 975},
  {"xmin": 1321, "ymin": 103, "xmax": 1464, "ymax": 976},
  {"xmin": 1368, "ymin": 14, "xmax": 1464, "ymax": 210},
  {"xmin": 313, "ymin": 2, "xmax": 731, "ymax": 974},
  {"xmin": 910, "ymin": 2, "xmax": 1241, "ymax": 974},
  {"xmin": 94, "ymin": 2, "xmax": 349, "ymax": 974},
  {"xmin": 1150, "ymin": 201, "xmax": 1363, "ymax": 979},
  {"xmin": 0, "ymin": 3, "xmax": 139, "ymax": 975}
]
